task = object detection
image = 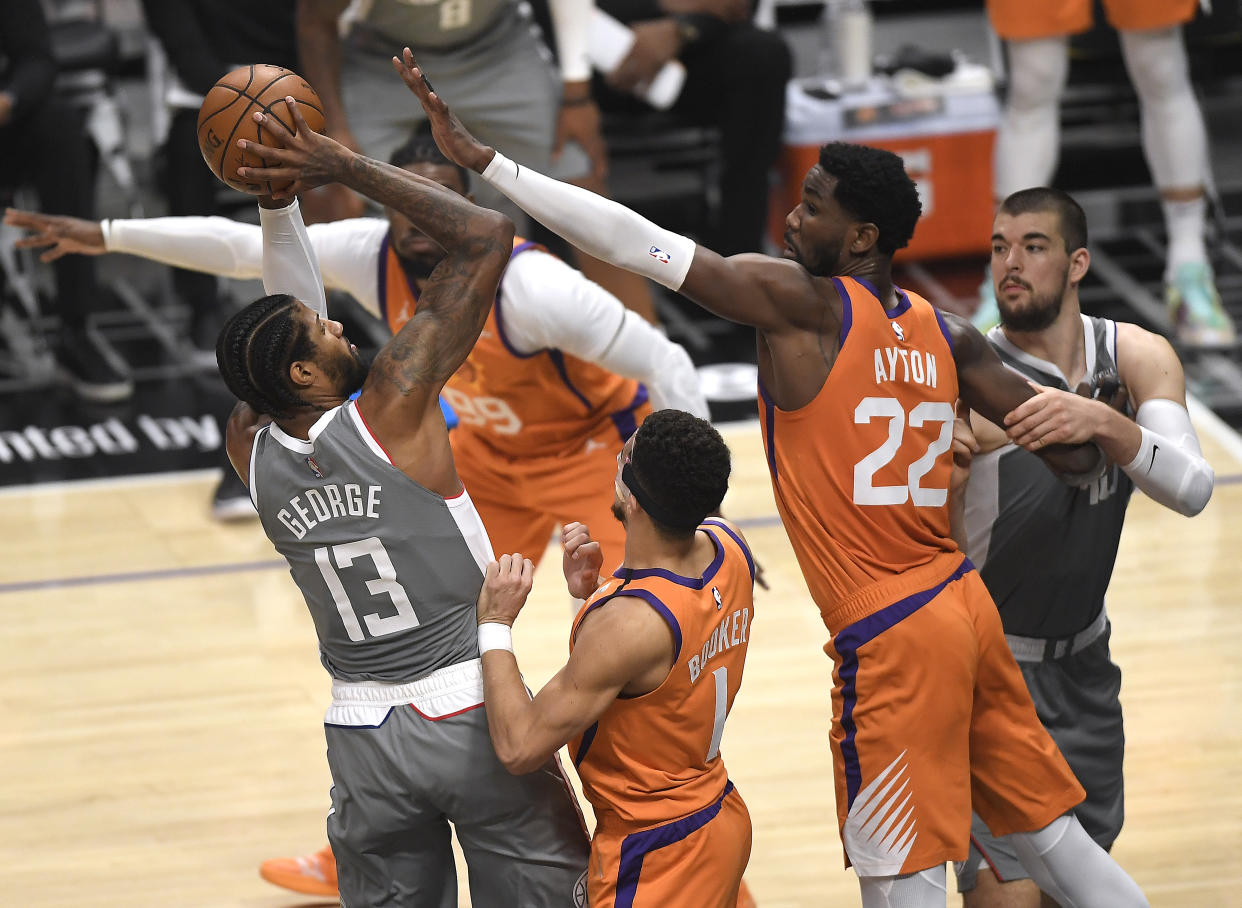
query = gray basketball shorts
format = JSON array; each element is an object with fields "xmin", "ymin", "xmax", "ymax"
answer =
[
  {"xmin": 956, "ymin": 623, "xmax": 1124, "ymax": 891},
  {"xmin": 322, "ymin": 664, "xmax": 590, "ymax": 907}
]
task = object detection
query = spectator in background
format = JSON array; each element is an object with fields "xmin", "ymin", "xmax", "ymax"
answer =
[
  {"xmin": 140, "ymin": 0, "xmax": 299, "ymax": 353},
  {"xmin": 139, "ymin": 0, "xmax": 299, "ymax": 519},
  {"xmin": 977, "ymin": 0, "xmax": 1236, "ymax": 348},
  {"xmin": 296, "ymin": 0, "xmax": 660, "ymax": 323},
  {"xmin": 0, "ymin": 0, "xmax": 132, "ymax": 402},
  {"xmin": 590, "ymin": 0, "xmax": 792, "ymax": 256}
]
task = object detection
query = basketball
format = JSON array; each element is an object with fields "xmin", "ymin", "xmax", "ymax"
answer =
[{"xmin": 196, "ymin": 64, "xmax": 326, "ymax": 194}]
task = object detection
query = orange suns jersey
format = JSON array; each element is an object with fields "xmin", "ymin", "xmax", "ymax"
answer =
[
  {"xmin": 377, "ymin": 235, "xmax": 649, "ymax": 459},
  {"xmin": 568, "ymin": 520, "xmax": 757, "ymax": 831},
  {"xmin": 759, "ymin": 277, "xmax": 962, "ymax": 633}
]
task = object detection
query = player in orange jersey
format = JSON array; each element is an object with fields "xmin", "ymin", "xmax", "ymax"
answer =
[
  {"xmin": 402, "ymin": 47, "xmax": 1149, "ymax": 906},
  {"xmin": 475, "ymin": 408, "xmax": 754, "ymax": 907}
]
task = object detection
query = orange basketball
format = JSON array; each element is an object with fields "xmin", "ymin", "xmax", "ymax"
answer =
[{"xmin": 196, "ymin": 64, "xmax": 326, "ymax": 195}]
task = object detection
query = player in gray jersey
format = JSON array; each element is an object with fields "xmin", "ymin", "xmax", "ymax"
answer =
[
  {"xmin": 215, "ymin": 98, "xmax": 588, "ymax": 907},
  {"xmin": 955, "ymin": 187, "xmax": 1214, "ymax": 908}
]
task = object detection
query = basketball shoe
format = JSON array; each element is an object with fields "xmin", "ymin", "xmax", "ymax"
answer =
[
  {"xmin": 1167, "ymin": 262, "xmax": 1236, "ymax": 348},
  {"xmin": 259, "ymin": 843, "xmax": 337, "ymax": 898}
]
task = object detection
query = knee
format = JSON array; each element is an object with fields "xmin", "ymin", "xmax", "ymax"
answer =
[
  {"xmin": 1005, "ymin": 41, "xmax": 1068, "ymax": 111},
  {"xmin": 1121, "ymin": 29, "xmax": 1191, "ymax": 104}
]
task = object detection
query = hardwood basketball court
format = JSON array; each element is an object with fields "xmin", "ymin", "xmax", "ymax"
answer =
[{"xmin": 2, "ymin": 416, "xmax": 1240, "ymax": 906}]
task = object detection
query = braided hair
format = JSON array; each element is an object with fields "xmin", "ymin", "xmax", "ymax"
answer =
[{"xmin": 215, "ymin": 293, "xmax": 316, "ymax": 419}]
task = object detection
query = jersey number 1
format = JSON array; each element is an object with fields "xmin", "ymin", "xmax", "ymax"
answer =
[
  {"xmin": 853, "ymin": 398, "xmax": 955, "ymax": 506},
  {"xmin": 315, "ymin": 537, "xmax": 420, "ymax": 641}
]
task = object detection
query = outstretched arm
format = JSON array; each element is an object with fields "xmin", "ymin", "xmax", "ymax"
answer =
[{"xmin": 394, "ymin": 49, "xmax": 808, "ymax": 335}]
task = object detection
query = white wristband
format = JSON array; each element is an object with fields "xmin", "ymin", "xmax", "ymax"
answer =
[{"xmin": 477, "ymin": 622, "xmax": 514, "ymax": 655}]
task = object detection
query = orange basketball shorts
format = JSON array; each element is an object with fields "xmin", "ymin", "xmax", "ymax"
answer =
[
  {"xmin": 988, "ymin": 0, "xmax": 1198, "ymax": 40},
  {"xmin": 451, "ymin": 428, "xmax": 629, "ymax": 573},
  {"xmin": 588, "ymin": 781, "xmax": 752, "ymax": 908},
  {"xmin": 824, "ymin": 558, "xmax": 1084, "ymax": 876}
]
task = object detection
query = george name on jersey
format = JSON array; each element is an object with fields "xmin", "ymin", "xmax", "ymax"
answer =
[
  {"xmin": 688, "ymin": 606, "xmax": 750, "ymax": 683},
  {"xmin": 277, "ymin": 484, "xmax": 381, "ymax": 539},
  {"xmin": 874, "ymin": 347, "xmax": 938, "ymax": 388}
]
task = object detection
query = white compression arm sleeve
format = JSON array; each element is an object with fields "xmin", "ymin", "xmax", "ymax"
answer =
[
  {"xmin": 1120, "ymin": 398, "xmax": 1213, "ymax": 516},
  {"xmin": 546, "ymin": 0, "xmax": 592, "ymax": 82},
  {"xmin": 259, "ymin": 199, "xmax": 326, "ymax": 317},
  {"xmin": 481, "ymin": 152, "xmax": 697, "ymax": 291},
  {"xmin": 498, "ymin": 250, "xmax": 709, "ymax": 419},
  {"xmin": 598, "ymin": 309, "xmax": 709, "ymax": 419}
]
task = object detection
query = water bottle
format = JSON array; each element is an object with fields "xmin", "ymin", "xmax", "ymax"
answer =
[{"xmin": 820, "ymin": 0, "xmax": 873, "ymax": 89}]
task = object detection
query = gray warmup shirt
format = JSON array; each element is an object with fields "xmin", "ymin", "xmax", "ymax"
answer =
[{"xmin": 964, "ymin": 315, "xmax": 1133, "ymax": 638}]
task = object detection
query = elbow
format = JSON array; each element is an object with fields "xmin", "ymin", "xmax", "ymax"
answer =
[
  {"xmin": 494, "ymin": 742, "xmax": 544, "ymax": 776},
  {"xmin": 487, "ymin": 212, "xmax": 516, "ymax": 252},
  {"xmin": 1178, "ymin": 464, "xmax": 1214, "ymax": 517}
]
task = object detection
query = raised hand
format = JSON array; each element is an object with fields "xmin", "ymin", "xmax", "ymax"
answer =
[
  {"xmin": 235, "ymin": 98, "xmax": 353, "ymax": 199},
  {"xmin": 477, "ymin": 553, "xmax": 536, "ymax": 627},
  {"xmin": 4, "ymin": 208, "xmax": 105, "ymax": 262},
  {"xmin": 392, "ymin": 47, "xmax": 495, "ymax": 174},
  {"xmin": 562, "ymin": 522, "xmax": 604, "ymax": 601}
]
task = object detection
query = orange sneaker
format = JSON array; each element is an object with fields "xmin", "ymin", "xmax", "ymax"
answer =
[
  {"xmin": 736, "ymin": 878, "xmax": 758, "ymax": 908},
  {"xmin": 258, "ymin": 843, "xmax": 338, "ymax": 897}
]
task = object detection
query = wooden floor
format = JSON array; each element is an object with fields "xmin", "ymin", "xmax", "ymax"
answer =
[{"xmin": 2, "ymin": 418, "xmax": 1240, "ymax": 907}]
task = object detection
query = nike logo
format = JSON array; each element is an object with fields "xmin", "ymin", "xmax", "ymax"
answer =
[{"xmin": 1148, "ymin": 444, "xmax": 1159, "ymax": 472}]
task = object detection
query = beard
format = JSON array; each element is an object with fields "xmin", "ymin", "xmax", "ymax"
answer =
[
  {"xmin": 787, "ymin": 233, "xmax": 844, "ymax": 277},
  {"xmin": 611, "ymin": 499, "xmax": 626, "ymax": 526},
  {"xmin": 327, "ymin": 347, "xmax": 370, "ymax": 396},
  {"xmin": 998, "ymin": 265, "xmax": 1069, "ymax": 333}
]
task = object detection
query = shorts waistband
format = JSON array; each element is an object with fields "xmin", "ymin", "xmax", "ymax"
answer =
[
  {"xmin": 1005, "ymin": 609, "xmax": 1108, "ymax": 663},
  {"xmin": 328, "ymin": 659, "xmax": 483, "ymax": 724}
]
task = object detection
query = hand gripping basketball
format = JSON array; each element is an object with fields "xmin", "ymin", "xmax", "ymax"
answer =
[
  {"xmin": 235, "ymin": 99, "xmax": 352, "ymax": 200},
  {"xmin": 196, "ymin": 64, "xmax": 325, "ymax": 194}
]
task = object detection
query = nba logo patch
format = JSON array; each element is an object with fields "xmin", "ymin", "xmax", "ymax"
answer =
[
  {"xmin": 712, "ymin": 586, "xmax": 723, "ymax": 610},
  {"xmin": 892, "ymin": 321, "xmax": 905, "ymax": 342},
  {"xmin": 306, "ymin": 456, "xmax": 324, "ymax": 479},
  {"xmin": 648, "ymin": 245, "xmax": 671, "ymax": 264}
]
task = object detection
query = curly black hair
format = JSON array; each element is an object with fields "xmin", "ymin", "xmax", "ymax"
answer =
[
  {"xmin": 630, "ymin": 410, "xmax": 731, "ymax": 538},
  {"xmin": 215, "ymin": 293, "xmax": 315, "ymax": 419},
  {"xmin": 999, "ymin": 187, "xmax": 1088, "ymax": 254},
  {"xmin": 389, "ymin": 125, "xmax": 469, "ymax": 195},
  {"xmin": 816, "ymin": 142, "xmax": 922, "ymax": 255}
]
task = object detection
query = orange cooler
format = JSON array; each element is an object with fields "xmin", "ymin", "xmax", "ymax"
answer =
[{"xmin": 770, "ymin": 71, "xmax": 999, "ymax": 261}]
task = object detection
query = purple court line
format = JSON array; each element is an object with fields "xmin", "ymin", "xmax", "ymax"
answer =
[
  {"xmin": 0, "ymin": 559, "xmax": 287, "ymax": 595},
  {"xmin": 2, "ymin": 478, "xmax": 1238, "ymax": 597}
]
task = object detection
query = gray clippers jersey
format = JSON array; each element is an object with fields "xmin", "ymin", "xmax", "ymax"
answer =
[
  {"xmin": 250, "ymin": 401, "xmax": 493, "ymax": 682},
  {"xmin": 348, "ymin": 0, "xmax": 514, "ymax": 50},
  {"xmin": 963, "ymin": 315, "xmax": 1133, "ymax": 638}
]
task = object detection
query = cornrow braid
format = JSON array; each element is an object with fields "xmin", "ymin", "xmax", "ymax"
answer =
[{"xmin": 215, "ymin": 293, "xmax": 315, "ymax": 419}]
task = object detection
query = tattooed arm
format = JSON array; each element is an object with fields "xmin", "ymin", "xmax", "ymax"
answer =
[
  {"xmin": 353, "ymin": 155, "xmax": 513, "ymax": 491},
  {"xmin": 240, "ymin": 98, "xmax": 514, "ymax": 494}
]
